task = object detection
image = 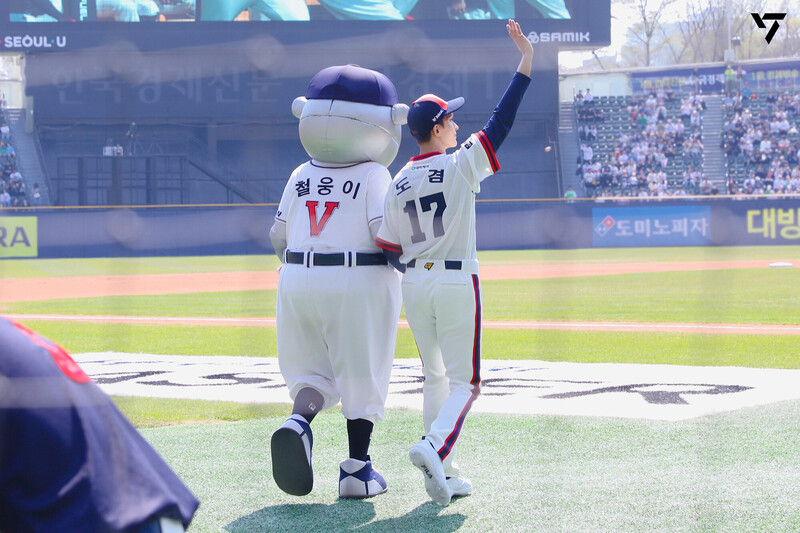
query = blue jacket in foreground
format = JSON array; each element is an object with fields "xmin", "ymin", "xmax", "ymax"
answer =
[{"xmin": 0, "ymin": 317, "xmax": 200, "ymax": 533}]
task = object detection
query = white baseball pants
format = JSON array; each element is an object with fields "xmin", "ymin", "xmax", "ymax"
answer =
[
  {"xmin": 402, "ymin": 260, "xmax": 482, "ymax": 476},
  {"xmin": 277, "ymin": 263, "xmax": 401, "ymax": 424}
]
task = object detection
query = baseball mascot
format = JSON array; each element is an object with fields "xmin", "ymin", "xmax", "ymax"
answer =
[{"xmin": 269, "ymin": 65, "xmax": 407, "ymax": 499}]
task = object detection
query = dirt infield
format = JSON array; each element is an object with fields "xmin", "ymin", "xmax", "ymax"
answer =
[
  {"xmin": 0, "ymin": 259, "xmax": 792, "ymax": 334},
  {"xmin": 5, "ymin": 313, "xmax": 800, "ymax": 335},
  {"xmin": 0, "ymin": 259, "xmax": 777, "ymax": 303}
]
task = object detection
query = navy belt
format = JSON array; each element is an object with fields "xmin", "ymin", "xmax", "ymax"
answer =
[
  {"xmin": 285, "ymin": 251, "xmax": 387, "ymax": 267},
  {"xmin": 407, "ymin": 259, "xmax": 463, "ymax": 270},
  {"xmin": 132, "ymin": 516, "xmax": 185, "ymax": 533}
]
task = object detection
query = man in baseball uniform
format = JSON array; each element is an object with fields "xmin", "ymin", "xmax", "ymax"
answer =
[
  {"xmin": 0, "ymin": 317, "xmax": 199, "ymax": 532},
  {"xmin": 200, "ymin": 0, "xmax": 309, "ymax": 20},
  {"xmin": 317, "ymin": 0, "xmax": 418, "ymax": 20},
  {"xmin": 446, "ymin": 0, "xmax": 570, "ymax": 20},
  {"xmin": 487, "ymin": 0, "xmax": 570, "ymax": 19},
  {"xmin": 376, "ymin": 19, "xmax": 533, "ymax": 507},
  {"xmin": 269, "ymin": 65, "xmax": 407, "ymax": 499}
]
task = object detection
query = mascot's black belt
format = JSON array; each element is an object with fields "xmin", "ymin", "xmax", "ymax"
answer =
[{"xmin": 285, "ymin": 251, "xmax": 388, "ymax": 267}]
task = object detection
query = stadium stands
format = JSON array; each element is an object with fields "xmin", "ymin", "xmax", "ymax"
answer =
[
  {"xmin": 574, "ymin": 89, "xmax": 708, "ymax": 199},
  {"xmin": 0, "ymin": 102, "xmax": 30, "ymax": 208},
  {"xmin": 722, "ymin": 89, "xmax": 800, "ymax": 195}
]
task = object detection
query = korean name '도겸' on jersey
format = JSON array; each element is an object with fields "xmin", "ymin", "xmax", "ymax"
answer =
[{"xmin": 377, "ymin": 131, "xmax": 499, "ymax": 263}]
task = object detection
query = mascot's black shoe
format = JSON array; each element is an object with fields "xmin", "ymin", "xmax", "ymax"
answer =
[{"xmin": 271, "ymin": 414, "xmax": 314, "ymax": 496}]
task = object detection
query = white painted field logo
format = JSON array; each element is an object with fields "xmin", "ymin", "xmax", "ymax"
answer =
[
  {"xmin": 71, "ymin": 354, "xmax": 800, "ymax": 421},
  {"xmin": 527, "ymin": 31, "xmax": 590, "ymax": 44}
]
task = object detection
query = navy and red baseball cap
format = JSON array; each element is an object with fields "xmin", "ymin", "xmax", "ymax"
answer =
[{"xmin": 407, "ymin": 94, "xmax": 465, "ymax": 139}]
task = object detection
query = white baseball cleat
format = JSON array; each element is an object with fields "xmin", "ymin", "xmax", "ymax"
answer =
[
  {"xmin": 338, "ymin": 457, "xmax": 388, "ymax": 499},
  {"xmin": 447, "ymin": 476, "xmax": 473, "ymax": 498},
  {"xmin": 271, "ymin": 414, "xmax": 313, "ymax": 496},
  {"xmin": 409, "ymin": 439, "xmax": 452, "ymax": 507}
]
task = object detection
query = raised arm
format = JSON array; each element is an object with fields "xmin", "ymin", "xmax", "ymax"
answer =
[
  {"xmin": 508, "ymin": 19, "xmax": 534, "ymax": 77},
  {"xmin": 478, "ymin": 19, "xmax": 534, "ymax": 152}
]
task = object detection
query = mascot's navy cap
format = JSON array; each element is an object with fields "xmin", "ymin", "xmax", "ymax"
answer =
[
  {"xmin": 407, "ymin": 94, "xmax": 465, "ymax": 139},
  {"xmin": 306, "ymin": 65, "xmax": 398, "ymax": 107}
]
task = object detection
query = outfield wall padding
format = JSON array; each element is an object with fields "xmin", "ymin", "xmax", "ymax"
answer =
[{"xmin": 0, "ymin": 199, "xmax": 798, "ymax": 259}]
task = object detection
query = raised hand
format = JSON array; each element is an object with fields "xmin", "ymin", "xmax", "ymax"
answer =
[{"xmin": 507, "ymin": 19, "xmax": 534, "ymax": 77}]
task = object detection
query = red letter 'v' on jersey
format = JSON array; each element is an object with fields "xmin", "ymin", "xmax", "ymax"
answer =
[{"xmin": 306, "ymin": 201, "xmax": 340, "ymax": 236}]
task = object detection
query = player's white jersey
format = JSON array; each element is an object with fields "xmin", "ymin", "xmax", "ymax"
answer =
[
  {"xmin": 377, "ymin": 131, "xmax": 499, "ymax": 262},
  {"xmin": 276, "ymin": 160, "xmax": 391, "ymax": 253}
]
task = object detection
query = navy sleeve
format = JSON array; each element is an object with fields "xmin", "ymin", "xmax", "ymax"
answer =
[
  {"xmin": 480, "ymin": 72, "xmax": 532, "ymax": 152},
  {"xmin": 380, "ymin": 248, "xmax": 406, "ymax": 273}
]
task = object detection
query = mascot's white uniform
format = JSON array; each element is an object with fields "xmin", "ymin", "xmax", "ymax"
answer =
[{"xmin": 269, "ymin": 65, "xmax": 408, "ymax": 500}]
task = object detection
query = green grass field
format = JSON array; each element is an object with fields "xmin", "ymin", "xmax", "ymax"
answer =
[
  {"xmin": 143, "ymin": 402, "xmax": 800, "ymax": 533},
  {"xmin": 5, "ymin": 247, "xmax": 800, "ymax": 367},
  {"xmin": 3, "ymin": 247, "xmax": 800, "ymax": 531}
]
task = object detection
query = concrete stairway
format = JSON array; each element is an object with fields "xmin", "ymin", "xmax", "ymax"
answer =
[
  {"xmin": 5, "ymin": 108, "xmax": 51, "ymax": 206},
  {"xmin": 557, "ymin": 101, "xmax": 582, "ymax": 197},
  {"xmin": 700, "ymin": 95, "xmax": 726, "ymax": 185}
]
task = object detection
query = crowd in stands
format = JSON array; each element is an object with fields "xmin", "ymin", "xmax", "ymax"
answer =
[
  {"xmin": 721, "ymin": 89, "xmax": 800, "ymax": 195},
  {"xmin": 0, "ymin": 98, "xmax": 34, "ymax": 208},
  {"xmin": 570, "ymin": 81, "xmax": 800, "ymax": 200},
  {"xmin": 574, "ymin": 86, "xmax": 708, "ymax": 198}
]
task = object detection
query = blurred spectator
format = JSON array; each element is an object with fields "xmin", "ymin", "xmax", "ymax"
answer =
[
  {"xmin": 0, "ymin": 122, "xmax": 9, "ymax": 141},
  {"xmin": 0, "ymin": 188, "xmax": 10, "ymax": 207},
  {"xmin": 581, "ymin": 143, "xmax": 593, "ymax": 163},
  {"xmin": 724, "ymin": 65, "xmax": 735, "ymax": 95},
  {"xmin": 699, "ymin": 176, "xmax": 712, "ymax": 195},
  {"xmin": 7, "ymin": 178, "xmax": 26, "ymax": 206},
  {"xmin": 735, "ymin": 66, "xmax": 746, "ymax": 92},
  {"xmin": 683, "ymin": 166, "xmax": 701, "ymax": 195},
  {"xmin": 32, "ymin": 183, "xmax": 41, "ymax": 207}
]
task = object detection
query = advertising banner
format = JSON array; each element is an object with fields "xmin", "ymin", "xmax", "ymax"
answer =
[
  {"xmin": 0, "ymin": 216, "xmax": 38, "ymax": 258},
  {"xmin": 741, "ymin": 60, "xmax": 800, "ymax": 93},
  {"xmin": 630, "ymin": 60, "xmax": 800, "ymax": 96},
  {"xmin": 742, "ymin": 206, "xmax": 800, "ymax": 243},
  {"xmin": 630, "ymin": 65, "xmax": 724, "ymax": 95},
  {"xmin": 10, "ymin": 199, "xmax": 800, "ymax": 259},
  {"xmin": 591, "ymin": 206, "xmax": 711, "ymax": 248}
]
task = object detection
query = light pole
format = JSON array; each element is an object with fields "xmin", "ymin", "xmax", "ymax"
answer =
[{"xmin": 724, "ymin": 7, "xmax": 735, "ymax": 62}]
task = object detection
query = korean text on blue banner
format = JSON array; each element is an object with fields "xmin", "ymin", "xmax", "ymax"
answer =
[{"xmin": 592, "ymin": 206, "xmax": 711, "ymax": 247}]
